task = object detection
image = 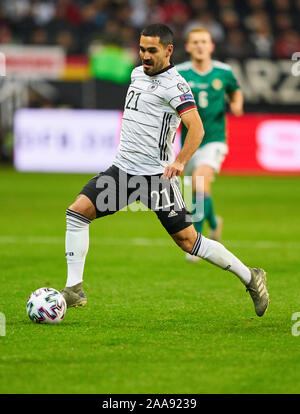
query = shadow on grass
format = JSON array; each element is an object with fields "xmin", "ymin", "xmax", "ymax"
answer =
[{"xmin": 6, "ymin": 320, "xmax": 83, "ymax": 327}]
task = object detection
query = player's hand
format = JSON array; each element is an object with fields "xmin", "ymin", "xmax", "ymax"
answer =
[
  {"xmin": 162, "ymin": 161, "xmax": 185, "ymax": 178},
  {"xmin": 230, "ymin": 101, "xmax": 243, "ymax": 116}
]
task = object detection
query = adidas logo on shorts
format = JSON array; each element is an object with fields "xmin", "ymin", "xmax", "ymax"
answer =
[{"xmin": 168, "ymin": 210, "xmax": 178, "ymax": 218}]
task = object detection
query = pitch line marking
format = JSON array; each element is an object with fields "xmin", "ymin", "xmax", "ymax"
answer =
[{"xmin": 0, "ymin": 236, "xmax": 299, "ymax": 249}]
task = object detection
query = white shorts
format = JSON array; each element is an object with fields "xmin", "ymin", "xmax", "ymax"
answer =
[{"xmin": 184, "ymin": 142, "xmax": 228, "ymax": 176}]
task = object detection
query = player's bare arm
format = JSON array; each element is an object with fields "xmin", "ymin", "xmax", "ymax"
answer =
[
  {"xmin": 228, "ymin": 89, "xmax": 244, "ymax": 116},
  {"xmin": 162, "ymin": 109, "xmax": 204, "ymax": 178}
]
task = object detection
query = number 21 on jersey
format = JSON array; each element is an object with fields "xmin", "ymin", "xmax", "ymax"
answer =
[{"xmin": 126, "ymin": 90, "xmax": 141, "ymax": 111}]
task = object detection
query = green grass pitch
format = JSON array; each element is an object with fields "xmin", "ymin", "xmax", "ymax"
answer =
[{"xmin": 1, "ymin": 167, "xmax": 300, "ymax": 394}]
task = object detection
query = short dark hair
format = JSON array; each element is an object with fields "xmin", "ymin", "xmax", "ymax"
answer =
[{"xmin": 141, "ymin": 23, "xmax": 174, "ymax": 47}]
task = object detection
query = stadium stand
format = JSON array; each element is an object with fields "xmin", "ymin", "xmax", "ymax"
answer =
[{"xmin": 0, "ymin": 0, "xmax": 299, "ymax": 59}]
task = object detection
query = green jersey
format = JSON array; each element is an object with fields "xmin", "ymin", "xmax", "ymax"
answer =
[{"xmin": 177, "ymin": 60, "xmax": 240, "ymax": 147}]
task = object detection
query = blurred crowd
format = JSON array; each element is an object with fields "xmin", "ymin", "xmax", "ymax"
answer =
[{"xmin": 0, "ymin": 0, "xmax": 300, "ymax": 63}]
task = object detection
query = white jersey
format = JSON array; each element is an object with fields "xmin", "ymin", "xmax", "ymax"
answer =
[{"xmin": 113, "ymin": 64, "xmax": 196, "ymax": 175}]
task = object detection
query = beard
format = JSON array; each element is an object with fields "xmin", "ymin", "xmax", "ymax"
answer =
[{"xmin": 142, "ymin": 58, "xmax": 165, "ymax": 75}]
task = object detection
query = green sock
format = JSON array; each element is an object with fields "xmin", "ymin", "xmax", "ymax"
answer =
[
  {"xmin": 204, "ymin": 194, "xmax": 217, "ymax": 230},
  {"xmin": 192, "ymin": 192, "xmax": 217, "ymax": 232}
]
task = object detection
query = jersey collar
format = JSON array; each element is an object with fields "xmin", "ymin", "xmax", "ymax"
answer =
[
  {"xmin": 147, "ymin": 62, "xmax": 174, "ymax": 77},
  {"xmin": 191, "ymin": 61, "xmax": 213, "ymax": 76}
]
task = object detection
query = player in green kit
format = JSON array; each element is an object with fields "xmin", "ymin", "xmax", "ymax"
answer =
[{"xmin": 177, "ymin": 26, "xmax": 244, "ymax": 262}]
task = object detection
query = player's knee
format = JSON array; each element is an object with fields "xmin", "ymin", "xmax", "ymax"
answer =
[
  {"xmin": 193, "ymin": 165, "xmax": 214, "ymax": 193},
  {"xmin": 67, "ymin": 195, "xmax": 96, "ymax": 220}
]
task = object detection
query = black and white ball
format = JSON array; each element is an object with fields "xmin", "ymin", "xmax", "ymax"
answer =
[{"xmin": 26, "ymin": 288, "xmax": 67, "ymax": 324}]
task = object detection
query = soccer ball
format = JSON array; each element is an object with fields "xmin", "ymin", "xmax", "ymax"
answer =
[{"xmin": 26, "ymin": 287, "xmax": 67, "ymax": 324}]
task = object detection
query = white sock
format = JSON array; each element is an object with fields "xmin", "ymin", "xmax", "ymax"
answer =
[
  {"xmin": 65, "ymin": 209, "xmax": 90, "ymax": 287},
  {"xmin": 191, "ymin": 234, "xmax": 251, "ymax": 285}
]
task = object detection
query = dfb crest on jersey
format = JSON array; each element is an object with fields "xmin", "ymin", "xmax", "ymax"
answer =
[
  {"xmin": 177, "ymin": 82, "xmax": 190, "ymax": 93},
  {"xmin": 148, "ymin": 79, "xmax": 160, "ymax": 91}
]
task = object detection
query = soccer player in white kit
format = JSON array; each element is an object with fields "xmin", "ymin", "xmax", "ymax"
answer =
[{"xmin": 62, "ymin": 24, "xmax": 269, "ymax": 317}]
